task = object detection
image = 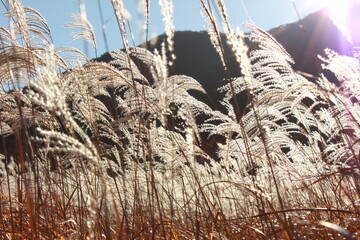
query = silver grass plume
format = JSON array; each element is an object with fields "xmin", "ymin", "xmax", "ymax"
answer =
[
  {"xmin": 158, "ymin": 0, "xmax": 176, "ymax": 66},
  {"xmin": 28, "ymin": 47, "xmax": 104, "ymax": 174},
  {"xmin": 111, "ymin": 0, "xmax": 130, "ymax": 53},
  {"xmin": 200, "ymin": 0, "xmax": 227, "ymax": 69},
  {"xmin": 65, "ymin": 13, "xmax": 97, "ymax": 56},
  {"xmin": 7, "ymin": 0, "xmax": 30, "ymax": 46}
]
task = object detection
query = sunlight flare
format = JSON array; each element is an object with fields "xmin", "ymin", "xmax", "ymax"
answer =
[{"xmin": 315, "ymin": 0, "xmax": 360, "ymax": 43}]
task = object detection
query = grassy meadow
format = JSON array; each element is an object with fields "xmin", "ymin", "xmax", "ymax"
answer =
[{"xmin": 0, "ymin": 0, "xmax": 359, "ymax": 239}]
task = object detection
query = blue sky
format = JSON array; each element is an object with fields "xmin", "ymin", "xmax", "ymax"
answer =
[{"xmin": 0, "ymin": 0, "xmax": 327, "ymax": 58}]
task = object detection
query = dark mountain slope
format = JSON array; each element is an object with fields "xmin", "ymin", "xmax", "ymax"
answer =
[
  {"xmin": 97, "ymin": 7, "xmax": 359, "ymax": 109},
  {"xmin": 97, "ymin": 31, "xmax": 241, "ymax": 111},
  {"xmin": 269, "ymin": 7, "xmax": 360, "ymax": 80}
]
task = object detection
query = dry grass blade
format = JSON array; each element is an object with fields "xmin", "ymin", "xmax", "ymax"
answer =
[
  {"xmin": 0, "ymin": 27, "xmax": 16, "ymax": 47},
  {"xmin": 110, "ymin": 0, "xmax": 129, "ymax": 53},
  {"xmin": 22, "ymin": 7, "xmax": 53, "ymax": 45},
  {"xmin": 214, "ymin": 0, "xmax": 231, "ymax": 32},
  {"xmin": 6, "ymin": 0, "xmax": 30, "ymax": 45},
  {"xmin": 65, "ymin": 13, "xmax": 97, "ymax": 55},
  {"xmin": 159, "ymin": 0, "xmax": 175, "ymax": 65},
  {"xmin": 246, "ymin": 23, "xmax": 294, "ymax": 63},
  {"xmin": 144, "ymin": 0, "xmax": 150, "ymax": 42},
  {"xmin": 0, "ymin": 45, "xmax": 45, "ymax": 85},
  {"xmin": 319, "ymin": 221, "xmax": 355, "ymax": 240},
  {"xmin": 200, "ymin": 0, "xmax": 227, "ymax": 70}
]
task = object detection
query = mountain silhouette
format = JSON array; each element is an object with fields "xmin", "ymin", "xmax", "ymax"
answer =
[
  {"xmin": 269, "ymin": 7, "xmax": 359, "ymax": 80},
  {"xmin": 96, "ymin": 7, "xmax": 359, "ymax": 110}
]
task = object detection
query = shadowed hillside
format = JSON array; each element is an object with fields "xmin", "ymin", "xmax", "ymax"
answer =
[
  {"xmin": 98, "ymin": 8, "xmax": 359, "ymax": 106},
  {"xmin": 96, "ymin": 31, "xmax": 242, "ymax": 111},
  {"xmin": 270, "ymin": 7, "xmax": 360, "ymax": 82}
]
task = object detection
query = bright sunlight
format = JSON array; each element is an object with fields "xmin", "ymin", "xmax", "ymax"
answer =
[{"xmin": 316, "ymin": 0, "xmax": 360, "ymax": 42}]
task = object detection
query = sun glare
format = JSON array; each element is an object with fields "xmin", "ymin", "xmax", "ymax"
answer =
[{"xmin": 320, "ymin": 0, "xmax": 360, "ymax": 43}]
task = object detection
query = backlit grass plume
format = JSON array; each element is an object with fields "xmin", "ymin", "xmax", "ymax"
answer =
[{"xmin": 0, "ymin": 0, "xmax": 359, "ymax": 239}]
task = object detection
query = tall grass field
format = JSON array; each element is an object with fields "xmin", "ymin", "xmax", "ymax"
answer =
[{"xmin": 0, "ymin": 0, "xmax": 359, "ymax": 239}]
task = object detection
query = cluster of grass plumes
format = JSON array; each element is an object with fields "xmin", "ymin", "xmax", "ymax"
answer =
[{"xmin": 0, "ymin": 0, "xmax": 359, "ymax": 239}]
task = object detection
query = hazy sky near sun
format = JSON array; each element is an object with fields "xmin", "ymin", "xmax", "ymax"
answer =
[{"xmin": 0, "ymin": 0, "xmax": 327, "ymax": 58}]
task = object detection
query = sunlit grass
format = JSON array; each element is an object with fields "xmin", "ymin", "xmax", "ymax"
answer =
[{"xmin": 0, "ymin": 0, "xmax": 359, "ymax": 239}]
